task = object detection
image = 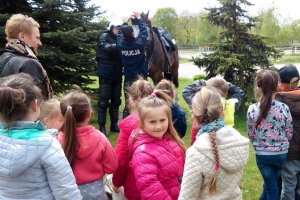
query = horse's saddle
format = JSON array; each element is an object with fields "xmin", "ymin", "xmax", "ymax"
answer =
[{"xmin": 153, "ymin": 26, "xmax": 178, "ymax": 52}]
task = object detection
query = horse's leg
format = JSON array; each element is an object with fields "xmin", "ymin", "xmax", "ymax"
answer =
[
  {"xmin": 152, "ymin": 70, "xmax": 164, "ymax": 85},
  {"xmin": 171, "ymin": 51, "xmax": 179, "ymax": 88}
]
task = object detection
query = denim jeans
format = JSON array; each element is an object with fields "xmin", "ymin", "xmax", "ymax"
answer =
[
  {"xmin": 256, "ymin": 154, "xmax": 287, "ymax": 200},
  {"xmin": 281, "ymin": 160, "xmax": 300, "ymax": 200}
]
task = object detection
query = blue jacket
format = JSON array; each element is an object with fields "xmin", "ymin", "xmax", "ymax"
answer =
[
  {"xmin": 0, "ymin": 121, "xmax": 82, "ymax": 200},
  {"xmin": 116, "ymin": 19, "xmax": 148, "ymax": 78},
  {"xmin": 171, "ymin": 103, "xmax": 187, "ymax": 138}
]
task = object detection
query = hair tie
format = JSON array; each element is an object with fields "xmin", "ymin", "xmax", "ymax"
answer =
[
  {"xmin": 67, "ymin": 106, "xmax": 72, "ymax": 110},
  {"xmin": 214, "ymin": 163, "xmax": 220, "ymax": 171},
  {"xmin": 150, "ymin": 92, "xmax": 156, "ymax": 97}
]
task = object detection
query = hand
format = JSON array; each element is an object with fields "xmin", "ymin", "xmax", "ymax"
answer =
[
  {"xmin": 133, "ymin": 12, "xmax": 141, "ymax": 19},
  {"xmin": 113, "ymin": 186, "xmax": 120, "ymax": 193},
  {"xmin": 125, "ymin": 15, "xmax": 132, "ymax": 23}
]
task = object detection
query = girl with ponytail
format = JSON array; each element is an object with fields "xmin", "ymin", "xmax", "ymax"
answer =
[
  {"xmin": 59, "ymin": 91, "xmax": 118, "ymax": 200},
  {"xmin": 179, "ymin": 86, "xmax": 249, "ymax": 200},
  {"xmin": 247, "ymin": 70, "xmax": 293, "ymax": 199}
]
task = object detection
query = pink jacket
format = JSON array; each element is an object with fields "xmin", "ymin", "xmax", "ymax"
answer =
[
  {"xmin": 58, "ymin": 125, "xmax": 118, "ymax": 184},
  {"xmin": 112, "ymin": 114, "xmax": 141, "ymax": 200},
  {"xmin": 131, "ymin": 131, "xmax": 185, "ymax": 200}
]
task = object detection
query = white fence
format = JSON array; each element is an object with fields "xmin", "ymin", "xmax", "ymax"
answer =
[{"xmin": 178, "ymin": 46, "xmax": 300, "ymax": 59}]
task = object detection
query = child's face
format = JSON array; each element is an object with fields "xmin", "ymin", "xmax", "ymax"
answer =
[
  {"xmin": 141, "ymin": 107, "xmax": 169, "ymax": 139},
  {"xmin": 44, "ymin": 113, "xmax": 64, "ymax": 130}
]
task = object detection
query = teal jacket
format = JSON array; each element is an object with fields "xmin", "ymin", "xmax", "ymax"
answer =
[{"xmin": 0, "ymin": 121, "xmax": 82, "ymax": 200}]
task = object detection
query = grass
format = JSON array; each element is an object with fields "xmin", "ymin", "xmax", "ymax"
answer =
[{"xmin": 273, "ymin": 53, "xmax": 300, "ymax": 64}]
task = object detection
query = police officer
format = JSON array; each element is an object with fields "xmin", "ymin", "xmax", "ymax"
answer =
[
  {"xmin": 116, "ymin": 12, "xmax": 148, "ymax": 119},
  {"xmin": 96, "ymin": 23, "xmax": 122, "ymax": 136}
]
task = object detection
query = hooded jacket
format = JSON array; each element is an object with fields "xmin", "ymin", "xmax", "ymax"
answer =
[
  {"xmin": 179, "ymin": 126, "xmax": 249, "ymax": 200},
  {"xmin": 0, "ymin": 121, "xmax": 81, "ymax": 200},
  {"xmin": 112, "ymin": 113, "xmax": 141, "ymax": 200},
  {"xmin": 131, "ymin": 131, "xmax": 185, "ymax": 200},
  {"xmin": 59, "ymin": 125, "xmax": 118, "ymax": 184},
  {"xmin": 276, "ymin": 90, "xmax": 300, "ymax": 160}
]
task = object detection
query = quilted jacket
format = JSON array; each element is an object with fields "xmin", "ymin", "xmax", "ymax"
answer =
[
  {"xmin": 131, "ymin": 131, "xmax": 185, "ymax": 200},
  {"xmin": 0, "ymin": 121, "xmax": 81, "ymax": 200},
  {"xmin": 112, "ymin": 113, "xmax": 141, "ymax": 200},
  {"xmin": 179, "ymin": 126, "xmax": 249, "ymax": 200}
]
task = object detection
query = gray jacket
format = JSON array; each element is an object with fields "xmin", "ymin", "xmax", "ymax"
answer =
[{"xmin": 0, "ymin": 121, "xmax": 82, "ymax": 200}]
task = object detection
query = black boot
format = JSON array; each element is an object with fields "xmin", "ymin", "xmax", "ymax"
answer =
[
  {"xmin": 109, "ymin": 107, "xmax": 120, "ymax": 132},
  {"xmin": 98, "ymin": 107, "xmax": 108, "ymax": 136},
  {"xmin": 110, "ymin": 122, "xmax": 120, "ymax": 132},
  {"xmin": 100, "ymin": 125, "xmax": 109, "ymax": 137}
]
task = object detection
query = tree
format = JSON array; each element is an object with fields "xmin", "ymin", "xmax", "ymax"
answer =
[
  {"xmin": 151, "ymin": 7, "xmax": 178, "ymax": 34},
  {"xmin": 195, "ymin": 12, "xmax": 221, "ymax": 45},
  {"xmin": 258, "ymin": 8, "xmax": 280, "ymax": 45},
  {"xmin": 176, "ymin": 10, "xmax": 197, "ymax": 45},
  {"xmin": 291, "ymin": 19, "xmax": 300, "ymax": 43},
  {"xmin": 0, "ymin": 0, "xmax": 107, "ymax": 93},
  {"xmin": 193, "ymin": 0, "xmax": 282, "ymax": 101}
]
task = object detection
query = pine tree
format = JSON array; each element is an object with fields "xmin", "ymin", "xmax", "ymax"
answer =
[
  {"xmin": 0, "ymin": 0, "xmax": 107, "ymax": 93},
  {"xmin": 193, "ymin": 0, "xmax": 282, "ymax": 101}
]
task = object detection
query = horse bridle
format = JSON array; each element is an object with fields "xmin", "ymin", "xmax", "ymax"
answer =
[{"xmin": 147, "ymin": 25, "xmax": 156, "ymax": 70}]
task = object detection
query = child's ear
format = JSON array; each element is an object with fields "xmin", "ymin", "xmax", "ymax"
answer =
[{"xmin": 31, "ymin": 99, "xmax": 38, "ymax": 112}]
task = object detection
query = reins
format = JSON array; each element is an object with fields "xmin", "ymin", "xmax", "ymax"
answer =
[{"xmin": 147, "ymin": 26, "xmax": 156, "ymax": 70}]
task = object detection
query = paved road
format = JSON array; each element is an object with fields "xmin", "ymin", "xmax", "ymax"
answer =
[{"xmin": 179, "ymin": 62, "xmax": 300, "ymax": 79}]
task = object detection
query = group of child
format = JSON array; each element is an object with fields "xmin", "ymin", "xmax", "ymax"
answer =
[{"xmin": 0, "ymin": 64, "xmax": 299, "ymax": 200}]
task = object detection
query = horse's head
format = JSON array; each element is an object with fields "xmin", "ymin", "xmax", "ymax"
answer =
[{"xmin": 141, "ymin": 11, "xmax": 152, "ymax": 28}]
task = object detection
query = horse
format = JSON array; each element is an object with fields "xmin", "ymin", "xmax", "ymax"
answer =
[{"xmin": 140, "ymin": 12, "xmax": 179, "ymax": 88}]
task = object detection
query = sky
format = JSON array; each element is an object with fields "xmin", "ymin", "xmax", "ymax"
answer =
[{"xmin": 89, "ymin": 0, "xmax": 300, "ymax": 24}]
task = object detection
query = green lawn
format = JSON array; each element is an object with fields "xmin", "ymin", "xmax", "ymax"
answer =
[{"xmin": 273, "ymin": 53, "xmax": 300, "ymax": 64}]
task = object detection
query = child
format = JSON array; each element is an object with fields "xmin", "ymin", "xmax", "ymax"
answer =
[
  {"xmin": 40, "ymin": 99, "xmax": 64, "ymax": 130},
  {"xmin": 112, "ymin": 77, "xmax": 154, "ymax": 200},
  {"xmin": 276, "ymin": 64, "xmax": 300, "ymax": 200},
  {"xmin": 179, "ymin": 86, "xmax": 249, "ymax": 200},
  {"xmin": 155, "ymin": 79, "xmax": 187, "ymax": 138},
  {"xmin": 0, "ymin": 73, "xmax": 81, "ymax": 199},
  {"xmin": 58, "ymin": 91, "xmax": 118, "ymax": 200},
  {"xmin": 130, "ymin": 90, "xmax": 186, "ymax": 200},
  {"xmin": 183, "ymin": 77, "xmax": 244, "ymax": 145},
  {"xmin": 247, "ymin": 70, "xmax": 293, "ymax": 200}
]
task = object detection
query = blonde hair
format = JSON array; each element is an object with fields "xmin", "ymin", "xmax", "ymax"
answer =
[
  {"xmin": 206, "ymin": 77, "xmax": 229, "ymax": 97},
  {"xmin": 127, "ymin": 77, "xmax": 154, "ymax": 111},
  {"xmin": 191, "ymin": 86, "xmax": 223, "ymax": 195},
  {"xmin": 5, "ymin": 14, "xmax": 40, "ymax": 41},
  {"xmin": 137, "ymin": 90, "xmax": 186, "ymax": 153},
  {"xmin": 192, "ymin": 86, "xmax": 223, "ymax": 125},
  {"xmin": 155, "ymin": 79, "xmax": 176, "ymax": 101},
  {"xmin": 40, "ymin": 99, "xmax": 61, "ymax": 125}
]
